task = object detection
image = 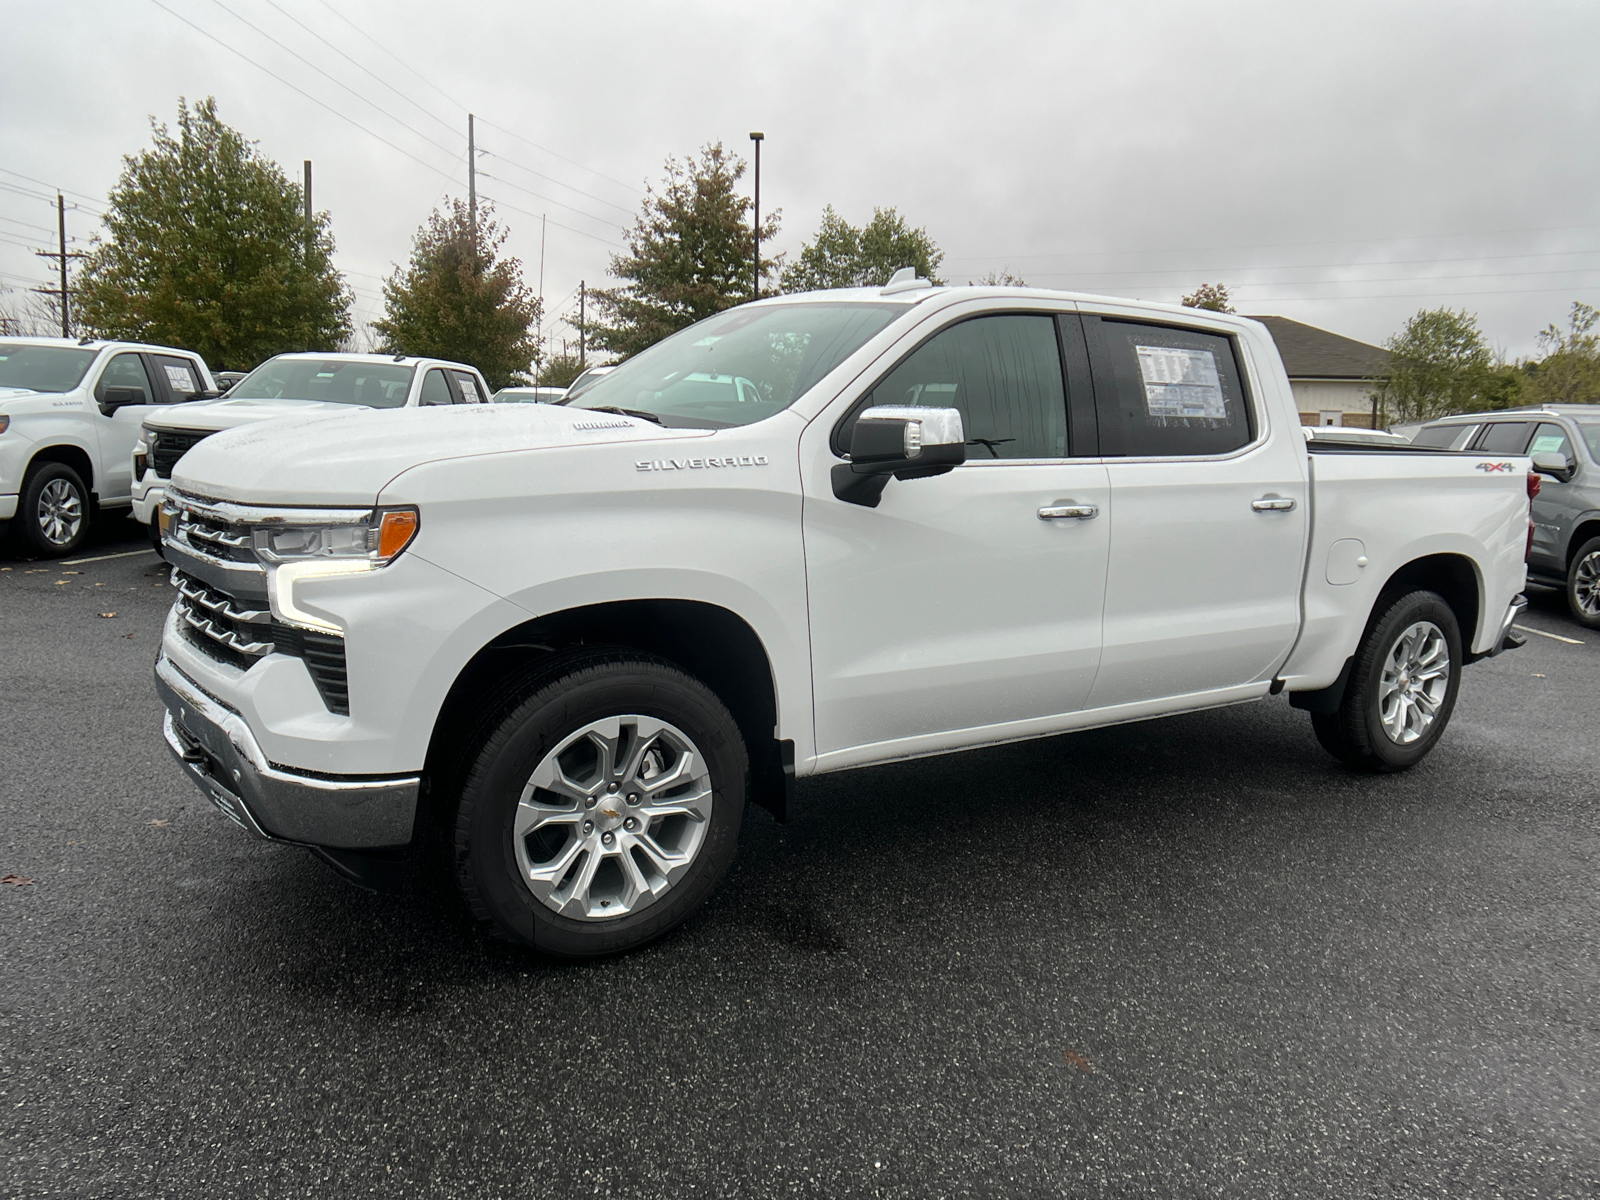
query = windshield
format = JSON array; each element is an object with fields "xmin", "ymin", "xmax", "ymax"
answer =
[
  {"xmin": 1577, "ymin": 421, "xmax": 1600, "ymax": 463},
  {"xmin": 564, "ymin": 302, "xmax": 902, "ymax": 428},
  {"xmin": 229, "ymin": 358, "xmax": 414, "ymax": 407},
  {"xmin": 0, "ymin": 344, "xmax": 97, "ymax": 394}
]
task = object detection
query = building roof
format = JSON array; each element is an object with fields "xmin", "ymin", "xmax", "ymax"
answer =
[{"xmin": 1243, "ymin": 315, "xmax": 1389, "ymax": 380}]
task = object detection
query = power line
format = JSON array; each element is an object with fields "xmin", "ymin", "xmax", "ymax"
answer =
[
  {"xmin": 1221, "ymin": 284, "xmax": 1600, "ymax": 304},
  {"xmin": 476, "ymin": 171, "xmax": 629, "ymax": 232},
  {"xmin": 147, "ymin": 0, "xmax": 461, "ymax": 186},
  {"xmin": 477, "ymin": 117, "xmax": 641, "ymax": 198},
  {"xmin": 477, "ymin": 191, "xmax": 623, "ymax": 248},
  {"xmin": 480, "ymin": 153, "xmax": 635, "ymax": 217},
  {"xmin": 1014, "ymin": 247, "xmax": 1600, "ymax": 282},
  {"xmin": 312, "ymin": 0, "xmax": 468, "ymax": 113},
  {"xmin": 0, "ymin": 169, "xmax": 104, "ymax": 211}
]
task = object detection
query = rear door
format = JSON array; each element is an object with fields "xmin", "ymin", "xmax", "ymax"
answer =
[
  {"xmin": 1082, "ymin": 314, "xmax": 1307, "ymax": 709},
  {"xmin": 446, "ymin": 369, "xmax": 489, "ymax": 404}
]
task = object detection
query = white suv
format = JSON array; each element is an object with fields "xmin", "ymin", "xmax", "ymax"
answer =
[
  {"xmin": 0, "ymin": 337, "xmax": 216, "ymax": 556},
  {"xmin": 133, "ymin": 353, "xmax": 493, "ymax": 548}
]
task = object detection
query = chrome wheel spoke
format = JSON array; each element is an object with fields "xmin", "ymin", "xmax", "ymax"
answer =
[{"xmin": 1377, "ymin": 619, "xmax": 1452, "ymax": 746}]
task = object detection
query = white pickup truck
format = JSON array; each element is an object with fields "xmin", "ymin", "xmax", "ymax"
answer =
[
  {"xmin": 0, "ymin": 337, "xmax": 216, "ymax": 556},
  {"xmin": 133, "ymin": 352, "xmax": 494, "ymax": 550},
  {"xmin": 152, "ymin": 280, "xmax": 1532, "ymax": 958}
]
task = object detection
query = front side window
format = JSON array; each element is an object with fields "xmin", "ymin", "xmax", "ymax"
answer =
[
  {"xmin": 1409, "ymin": 423, "xmax": 1479, "ymax": 450},
  {"xmin": 1091, "ymin": 319, "xmax": 1254, "ymax": 457},
  {"xmin": 96, "ymin": 353, "xmax": 154, "ymax": 404},
  {"xmin": 0, "ymin": 344, "xmax": 96, "ymax": 393},
  {"xmin": 852, "ymin": 314, "xmax": 1068, "ymax": 459},
  {"xmin": 1476, "ymin": 422, "xmax": 1533, "ymax": 454},
  {"xmin": 419, "ymin": 369, "xmax": 453, "ymax": 406},
  {"xmin": 229, "ymin": 358, "xmax": 414, "ymax": 408},
  {"xmin": 565, "ymin": 302, "xmax": 902, "ymax": 429},
  {"xmin": 1576, "ymin": 421, "xmax": 1600, "ymax": 463},
  {"xmin": 1529, "ymin": 422, "xmax": 1574, "ymax": 464}
]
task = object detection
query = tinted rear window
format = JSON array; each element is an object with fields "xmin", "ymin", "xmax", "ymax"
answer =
[
  {"xmin": 1476, "ymin": 422, "xmax": 1533, "ymax": 453},
  {"xmin": 1091, "ymin": 320, "xmax": 1254, "ymax": 457},
  {"xmin": 1409, "ymin": 423, "xmax": 1478, "ymax": 450}
]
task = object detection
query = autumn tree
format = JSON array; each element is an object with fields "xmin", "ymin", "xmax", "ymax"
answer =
[
  {"xmin": 375, "ymin": 200, "xmax": 541, "ymax": 390},
  {"xmin": 1182, "ymin": 283, "xmax": 1234, "ymax": 312},
  {"xmin": 780, "ymin": 206, "xmax": 944, "ymax": 291},
  {"xmin": 589, "ymin": 143, "xmax": 779, "ymax": 358},
  {"xmin": 75, "ymin": 97, "xmax": 350, "ymax": 370},
  {"xmin": 1523, "ymin": 301, "xmax": 1600, "ymax": 406},
  {"xmin": 1373, "ymin": 307, "xmax": 1514, "ymax": 423}
]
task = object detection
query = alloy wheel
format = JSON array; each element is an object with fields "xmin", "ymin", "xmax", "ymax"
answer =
[
  {"xmin": 1575, "ymin": 551, "xmax": 1600, "ymax": 619},
  {"xmin": 1378, "ymin": 620, "xmax": 1451, "ymax": 745},
  {"xmin": 513, "ymin": 714, "xmax": 713, "ymax": 921},
  {"xmin": 37, "ymin": 478, "xmax": 83, "ymax": 546}
]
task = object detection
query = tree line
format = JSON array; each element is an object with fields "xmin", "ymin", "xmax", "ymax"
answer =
[
  {"xmin": 38, "ymin": 99, "xmax": 947, "ymax": 390},
  {"xmin": 1183, "ymin": 281, "xmax": 1600, "ymax": 423}
]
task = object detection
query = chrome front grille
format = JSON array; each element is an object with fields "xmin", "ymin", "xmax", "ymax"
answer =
[{"xmin": 172, "ymin": 569, "xmax": 273, "ymax": 667}]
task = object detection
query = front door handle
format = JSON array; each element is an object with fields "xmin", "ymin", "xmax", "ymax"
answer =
[
  {"xmin": 1251, "ymin": 496, "xmax": 1296, "ymax": 512},
  {"xmin": 1038, "ymin": 504, "xmax": 1099, "ymax": 520}
]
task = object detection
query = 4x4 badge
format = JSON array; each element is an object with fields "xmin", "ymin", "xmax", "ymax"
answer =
[{"xmin": 1476, "ymin": 461, "xmax": 1515, "ymax": 472}]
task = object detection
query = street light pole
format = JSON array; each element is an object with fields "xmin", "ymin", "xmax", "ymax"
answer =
[{"xmin": 749, "ymin": 131, "xmax": 764, "ymax": 301}]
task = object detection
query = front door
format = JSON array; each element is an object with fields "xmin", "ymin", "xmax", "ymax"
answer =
[
  {"xmin": 1528, "ymin": 421, "xmax": 1577, "ymax": 573},
  {"xmin": 802, "ymin": 311, "xmax": 1110, "ymax": 765},
  {"xmin": 93, "ymin": 352, "xmax": 167, "ymax": 502},
  {"xmin": 1082, "ymin": 314, "xmax": 1307, "ymax": 709}
]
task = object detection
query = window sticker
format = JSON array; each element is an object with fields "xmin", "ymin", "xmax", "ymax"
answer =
[
  {"xmin": 1530, "ymin": 434, "xmax": 1567, "ymax": 455},
  {"xmin": 163, "ymin": 363, "xmax": 197, "ymax": 393},
  {"xmin": 1135, "ymin": 345, "xmax": 1226, "ymax": 419},
  {"xmin": 457, "ymin": 377, "xmax": 481, "ymax": 403}
]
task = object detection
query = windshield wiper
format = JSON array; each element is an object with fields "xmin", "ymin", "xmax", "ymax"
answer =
[{"xmin": 580, "ymin": 405, "xmax": 665, "ymax": 426}]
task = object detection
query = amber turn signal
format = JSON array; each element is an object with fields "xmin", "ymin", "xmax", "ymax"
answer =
[{"xmin": 376, "ymin": 509, "xmax": 419, "ymax": 561}]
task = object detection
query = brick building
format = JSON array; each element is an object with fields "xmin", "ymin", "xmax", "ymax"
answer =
[{"xmin": 1245, "ymin": 315, "xmax": 1389, "ymax": 428}]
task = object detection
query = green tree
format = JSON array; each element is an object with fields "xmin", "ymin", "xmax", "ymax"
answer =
[
  {"xmin": 1373, "ymin": 307, "xmax": 1509, "ymax": 424},
  {"xmin": 971, "ymin": 269, "xmax": 1028, "ymax": 286},
  {"xmin": 375, "ymin": 199, "xmax": 541, "ymax": 390},
  {"xmin": 75, "ymin": 97, "xmax": 350, "ymax": 370},
  {"xmin": 1524, "ymin": 301, "xmax": 1600, "ymax": 406},
  {"xmin": 779, "ymin": 206, "xmax": 944, "ymax": 291},
  {"xmin": 537, "ymin": 353, "xmax": 587, "ymax": 388},
  {"xmin": 589, "ymin": 143, "xmax": 779, "ymax": 358},
  {"xmin": 1181, "ymin": 282, "xmax": 1234, "ymax": 312}
]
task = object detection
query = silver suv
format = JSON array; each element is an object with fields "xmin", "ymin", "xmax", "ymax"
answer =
[{"xmin": 1412, "ymin": 405, "xmax": 1600, "ymax": 627}]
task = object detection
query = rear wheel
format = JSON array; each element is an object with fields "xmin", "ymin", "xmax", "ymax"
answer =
[
  {"xmin": 1566, "ymin": 536, "xmax": 1600, "ymax": 630},
  {"xmin": 1311, "ymin": 589, "xmax": 1462, "ymax": 773},
  {"xmin": 451, "ymin": 652, "xmax": 747, "ymax": 958},
  {"xmin": 18, "ymin": 462, "xmax": 90, "ymax": 557}
]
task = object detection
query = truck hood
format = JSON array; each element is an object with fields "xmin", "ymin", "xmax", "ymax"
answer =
[
  {"xmin": 147, "ymin": 396, "xmax": 362, "ymax": 433},
  {"xmin": 171, "ymin": 403, "xmax": 712, "ymax": 506}
]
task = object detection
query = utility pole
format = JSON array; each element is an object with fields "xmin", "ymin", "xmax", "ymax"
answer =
[
  {"xmin": 578, "ymin": 280, "xmax": 586, "ymax": 369},
  {"xmin": 303, "ymin": 160, "xmax": 313, "ymax": 255},
  {"xmin": 33, "ymin": 194, "xmax": 83, "ymax": 338},
  {"xmin": 538, "ymin": 213, "xmax": 546, "ymax": 361},
  {"xmin": 468, "ymin": 113, "xmax": 477, "ymax": 241},
  {"xmin": 749, "ymin": 131, "xmax": 764, "ymax": 301}
]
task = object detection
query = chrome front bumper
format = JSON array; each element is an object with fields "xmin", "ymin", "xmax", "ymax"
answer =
[{"xmin": 155, "ymin": 654, "xmax": 419, "ymax": 848}]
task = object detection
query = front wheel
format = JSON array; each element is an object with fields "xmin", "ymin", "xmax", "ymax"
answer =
[
  {"xmin": 1311, "ymin": 589, "xmax": 1462, "ymax": 773},
  {"xmin": 1566, "ymin": 536, "xmax": 1600, "ymax": 630},
  {"xmin": 451, "ymin": 652, "xmax": 747, "ymax": 958},
  {"xmin": 18, "ymin": 462, "xmax": 90, "ymax": 557}
]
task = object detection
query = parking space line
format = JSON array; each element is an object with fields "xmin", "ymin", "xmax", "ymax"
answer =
[
  {"xmin": 1514, "ymin": 623, "xmax": 1585, "ymax": 645},
  {"xmin": 56, "ymin": 549, "xmax": 158, "ymax": 567}
]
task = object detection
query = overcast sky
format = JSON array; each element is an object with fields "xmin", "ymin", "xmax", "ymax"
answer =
[{"xmin": 3, "ymin": 0, "xmax": 1597, "ymax": 359}]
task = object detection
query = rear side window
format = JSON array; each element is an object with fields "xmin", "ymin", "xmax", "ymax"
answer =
[
  {"xmin": 1088, "ymin": 319, "xmax": 1254, "ymax": 457},
  {"xmin": 449, "ymin": 371, "xmax": 485, "ymax": 404},
  {"xmin": 151, "ymin": 354, "xmax": 203, "ymax": 399},
  {"xmin": 856, "ymin": 314, "xmax": 1068, "ymax": 459},
  {"xmin": 1476, "ymin": 422, "xmax": 1533, "ymax": 453},
  {"xmin": 1410, "ymin": 423, "xmax": 1479, "ymax": 450},
  {"xmin": 419, "ymin": 369, "xmax": 453, "ymax": 406}
]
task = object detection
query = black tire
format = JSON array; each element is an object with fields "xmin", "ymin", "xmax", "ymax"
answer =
[
  {"xmin": 147, "ymin": 514, "xmax": 166, "ymax": 561},
  {"xmin": 451, "ymin": 651, "xmax": 747, "ymax": 958},
  {"xmin": 18, "ymin": 462, "xmax": 90, "ymax": 558},
  {"xmin": 1311, "ymin": 589, "xmax": 1463, "ymax": 773},
  {"xmin": 1565, "ymin": 536, "xmax": 1600, "ymax": 630}
]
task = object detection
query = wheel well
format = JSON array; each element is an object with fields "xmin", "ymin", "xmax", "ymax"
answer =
[
  {"xmin": 1380, "ymin": 553, "xmax": 1480, "ymax": 646},
  {"xmin": 424, "ymin": 599, "xmax": 788, "ymax": 826},
  {"xmin": 1568, "ymin": 520, "xmax": 1600, "ymax": 569},
  {"xmin": 27, "ymin": 445, "xmax": 95, "ymax": 494}
]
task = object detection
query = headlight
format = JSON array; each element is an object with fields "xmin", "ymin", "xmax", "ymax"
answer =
[{"xmin": 253, "ymin": 508, "xmax": 419, "ymax": 633}]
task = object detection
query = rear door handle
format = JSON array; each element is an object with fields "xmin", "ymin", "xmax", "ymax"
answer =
[
  {"xmin": 1038, "ymin": 504, "xmax": 1099, "ymax": 520},
  {"xmin": 1251, "ymin": 496, "xmax": 1296, "ymax": 512}
]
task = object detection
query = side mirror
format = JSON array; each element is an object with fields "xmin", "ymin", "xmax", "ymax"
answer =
[
  {"xmin": 1531, "ymin": 451, "xmax": 1574, "ymax": 483},
  {"xmin": 831, "ymin": 405, "xmax": 966, "ymax": 508},
  {"xmin": 99, "ymin": 386, "xmax": 146, "ymax": 412}
]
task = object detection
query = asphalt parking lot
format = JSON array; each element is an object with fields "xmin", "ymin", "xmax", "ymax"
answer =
[{"xmin": 3, "ymin": 515, "xmax": 1598, "ymax": 1199}]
